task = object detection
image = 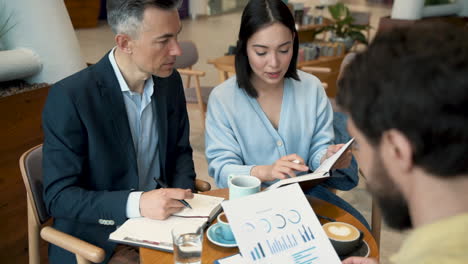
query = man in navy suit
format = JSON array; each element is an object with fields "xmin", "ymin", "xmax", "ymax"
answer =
[{"xmin": 42, "ymin": 0, "xmax": 195, "ymax": 262}]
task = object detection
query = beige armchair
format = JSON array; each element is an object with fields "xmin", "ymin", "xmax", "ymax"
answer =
[
  {"xmin": 20, "ymin": 144, "xmax": 211, "ymax": 264},
  {"xmin": 20, "ymin": 144, "xmax": 105, "ymax": 264}
]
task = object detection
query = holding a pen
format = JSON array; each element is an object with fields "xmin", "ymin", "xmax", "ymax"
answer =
[
  {"xmin": 154, "ymin": 178, "xmax": 192, "ymax": 209},
  {"xmin": 138, "ymin": 178, "xmax": 194, "ymax": 220},
  {"xmin": 250, "ymin": 153, "xmax": 309, "ymax": 181}
]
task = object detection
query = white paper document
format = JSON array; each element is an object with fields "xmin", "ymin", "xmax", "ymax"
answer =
[
  {"xmin": 315, "ymin": 138, "xmax": 354, "ymax": 173},
  {"xmin": 173, "ymin": 194, "xmax": 224, "ymax": 218},
  {"xmin": 222, "ymin": 184, "xmax": 341, "ymax": 264},
  {"xmin": 215, "ymin": 253, "xmax": 244, "ymax": 264}
]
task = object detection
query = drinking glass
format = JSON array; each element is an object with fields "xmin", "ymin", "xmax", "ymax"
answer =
[{"xmin": 172, "ymin": 223, "xmax": 203, "ymax": 264}]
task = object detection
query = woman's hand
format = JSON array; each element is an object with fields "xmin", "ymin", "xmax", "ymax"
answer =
[
  {"xmin": 251, "ymin": 154, "xmax": 309, "ymax": 182},
  {"xmin": 321, "ymin": 144, "xmax": 352, "ymax": 170}
]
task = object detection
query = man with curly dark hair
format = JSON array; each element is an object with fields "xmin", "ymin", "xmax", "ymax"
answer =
[{"xmin": 338, "ymin": 23, "xmax": 468, "ymax": 264}]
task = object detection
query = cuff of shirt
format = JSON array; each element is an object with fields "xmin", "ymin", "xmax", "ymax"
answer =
[
  {"xmin": 312, "ymin": 147, "xmax": 328, "ymax": 171},
  {"xmin": 126, "ymin": 191, "xmax": 143, "ymax": 218},
  {"xmin": 230, "ymin": 164, "xmax": 256, "ymax": 177}
]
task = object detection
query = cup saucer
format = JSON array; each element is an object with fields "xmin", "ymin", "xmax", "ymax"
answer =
[
  {"xmin": 338, "ymin": 240, "xmax": 369, "ymax": 260},
  {"xmin": 206, "ymin": 223, "xmax": 237, "ymax": 248}
]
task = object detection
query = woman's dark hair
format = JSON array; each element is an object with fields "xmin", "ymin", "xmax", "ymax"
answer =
[{"xmin": 235, "ymin": 0, "xmax": 299, "ymax": 98}]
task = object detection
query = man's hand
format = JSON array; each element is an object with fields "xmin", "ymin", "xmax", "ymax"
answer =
[
  {"xmin": 251, "ymin": 154, "xmax": 309, "ymax": 182},
  {"xmin": 321, "ymin": 144, "xmax": 352, "ymax": 169},
  {"xmin": 139, "ymin": 188, "xmax": 194, "ymax": 220},
  {"xmin": 342, "ymin": 257, "xmax": 379, "ymax": 264}
]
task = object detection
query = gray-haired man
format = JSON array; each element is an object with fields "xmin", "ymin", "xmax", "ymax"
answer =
[{"xmin": 42, "ymin": 1, "xmax": 195, "ymax": 263}]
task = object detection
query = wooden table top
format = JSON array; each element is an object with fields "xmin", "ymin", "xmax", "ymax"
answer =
[{"xmin": 140, "ymin": 188, "xmax": 379, "ymax": 264}]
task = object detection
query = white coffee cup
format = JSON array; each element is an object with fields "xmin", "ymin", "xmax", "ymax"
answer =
[{"xmin": 228, "ymin": 175, "xmax": 261, "ymax": 200}]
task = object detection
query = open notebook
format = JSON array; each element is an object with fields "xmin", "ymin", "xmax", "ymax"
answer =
[
  {"xmin": 109, "ymin": 193, "xmax": 224, "ymax": 252},
  {"xmin": 265, "ymin": 138, "xmax": 355, "ymax": 191}
]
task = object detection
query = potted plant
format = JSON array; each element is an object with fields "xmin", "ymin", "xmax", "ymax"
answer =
[
  {"xmin": 0, "ymin": 2, "xmax": 15, "ymax": 50},
  {"xmin": 319, "ymin": 3, "xmax": 370, "ymax": 51}
]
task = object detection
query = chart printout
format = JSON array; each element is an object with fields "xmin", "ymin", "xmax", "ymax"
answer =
[{"xmin": 222, "ymin": 184, "xmax": 341, "ymax": 264}]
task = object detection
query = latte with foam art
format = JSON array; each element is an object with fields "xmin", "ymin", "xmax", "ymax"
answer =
[{"xmin": 323, "ymin": 222, "xmax": 360, "ymax": 241}]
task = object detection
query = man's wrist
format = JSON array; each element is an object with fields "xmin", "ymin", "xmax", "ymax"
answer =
[{"xmin": 126, "ymin": 191, "xmax": 143, "ymax": 218}]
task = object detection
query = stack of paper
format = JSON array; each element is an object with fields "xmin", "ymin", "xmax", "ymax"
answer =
[{"xmin": 222, "ymin": 184, "xmax": 341, "ymax": 264}]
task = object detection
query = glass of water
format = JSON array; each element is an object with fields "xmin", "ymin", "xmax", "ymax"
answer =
[{"xmin": 172, "ymin": 223, "xmax": 203, "ymax": 264}]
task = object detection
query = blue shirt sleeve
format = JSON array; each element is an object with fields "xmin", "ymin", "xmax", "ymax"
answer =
[{"xmin": 205, "ymin": 89, "xmax": 255, "ymax": 188}]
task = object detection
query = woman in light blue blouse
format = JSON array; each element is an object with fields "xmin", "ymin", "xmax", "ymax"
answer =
[{"xmin": 205, "ymin": 0, "xmax": 368, "ymax": 228}]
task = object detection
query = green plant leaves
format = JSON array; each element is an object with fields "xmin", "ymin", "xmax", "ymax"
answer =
[
  {"xmin": 347, "ymin": 31, "xmax": 368, "ymax": 45},
  {"xmin": 328, "ymin": 3, "xmax": 348, "ymax": 20},
  {"xmin": 324, "ymin": 3, "xmax": 370, "ymax": 45}
]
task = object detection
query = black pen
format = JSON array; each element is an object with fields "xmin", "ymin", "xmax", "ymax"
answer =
[{"xmin": 153, "ymin": 178, "xmax": 192, "ymax": 209}]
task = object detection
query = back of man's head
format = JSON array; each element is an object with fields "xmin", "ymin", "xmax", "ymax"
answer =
[
  {"xmin": 337, "ymin": 23, "xmax": 468, "ymax": 178},
  {"xmin": 107, "ymin": 0, "xmax": 181, "ymax": 37}
]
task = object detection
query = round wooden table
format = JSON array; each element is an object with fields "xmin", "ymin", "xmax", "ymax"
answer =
[{"xmin": 140, "ymin": 188, "xmax": 379, "ymax": 263}]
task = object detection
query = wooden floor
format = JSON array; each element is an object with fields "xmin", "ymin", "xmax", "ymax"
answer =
[{"xmin": 0, "ymin": 87, "xmax": 50, "ymax": 263}]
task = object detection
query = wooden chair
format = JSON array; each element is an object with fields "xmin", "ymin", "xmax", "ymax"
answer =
[
  {"xmin": 212, "ymin": 63, "xmax": 236, "ymax": 83},
  {"xmin": 175, "ymin": 41, "xmax": 214, "ymax": 130},
  {"xmin": 206, "ymin": 56, "xmax": 236, "ymax": 84},
  {"xmin": 349, "ymin": 11, "xmax": 371, "ymax": 52},
  {"xmin": 20, "ymin": 144, "xmax": 211, "ymax": 264},
  {"xmin": 350, "ymin": 11, "xmax": 371, "ymax": 40},
  {"xmin": 299, "ymin": 55, "xmax": 345, "ymax": 97},
  {"xmin": 299, "ymin": 66, "xmax": 331, "ymax": 90}
]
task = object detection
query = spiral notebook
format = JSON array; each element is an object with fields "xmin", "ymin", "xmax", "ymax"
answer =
[{"xmin": 109, "ymin": 193, "xmax": 224, "ymax": 252}]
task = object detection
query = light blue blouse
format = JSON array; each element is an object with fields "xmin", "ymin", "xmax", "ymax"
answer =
[{"xmin": 205, "ymin": 71, "xmax": 334, "ymax": 188}]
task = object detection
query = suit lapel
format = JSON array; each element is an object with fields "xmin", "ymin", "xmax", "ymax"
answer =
[
  {"xmin": 153, "ymin": 76, "xmax": 168, "ymax": 180},
  {"xmin": 93, "ymin": 55, "xmax": 138, "ymax": 177}
]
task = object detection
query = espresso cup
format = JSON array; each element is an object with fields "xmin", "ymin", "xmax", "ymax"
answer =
[
  {"xmin": 228, "ymin": 175, "xmax": 261, "ymax": 200},
  {"xmin": 214, "ymin": 212, "xmax": 235, "ymax": 241},
  {"xmin": 322, "ymin": 222, "xmax": 363, "ymax": 256}
]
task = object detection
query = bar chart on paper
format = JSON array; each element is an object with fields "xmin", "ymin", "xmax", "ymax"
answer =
[
  {"xmin": 247, "ymin": 225, "xmax": 319, "ymax": 263},
  {"xmin": 222, "ymin": 184, "xmax": 341, "ymax": 264}
]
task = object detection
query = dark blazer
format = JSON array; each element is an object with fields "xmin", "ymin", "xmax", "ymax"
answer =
[{"xmin": 42, "ymin": 54, "xmax": 196, "ymax": 263}]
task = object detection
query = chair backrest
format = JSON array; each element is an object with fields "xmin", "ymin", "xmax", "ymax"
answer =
[
  {"xmin": 20, "ymin": 144, "xmax": 49, "ymax": 226},
  {"xmin": 175, "ymin": 41, "xmax": 199, "ymax": 69},
  {"xmin": 300, "ymin": 55, "xmax": 345, "ymax": 97},
  {"xmin": 350, "ymin": 11, "xmax": 371, "ymax": 26}
]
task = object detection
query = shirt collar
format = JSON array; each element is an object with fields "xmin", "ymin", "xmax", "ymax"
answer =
[{"xmin": 108, "ymin": 47, "xmax": 154, "ymax": 96}]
